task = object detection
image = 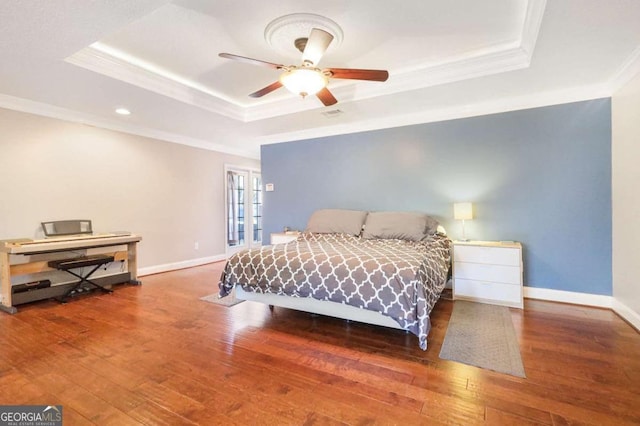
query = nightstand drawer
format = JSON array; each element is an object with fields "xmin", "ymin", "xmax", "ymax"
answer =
[
  {"xmin": 454, "ymin": 262, "xmax": 521, "ymax": 285},
  {"xmin": 454, "ymin": 245, "xmax": 520, "ymax": 266},
  {"xmin": 454, "ymin": 278, "xmax": 522, "ymax": 305}
]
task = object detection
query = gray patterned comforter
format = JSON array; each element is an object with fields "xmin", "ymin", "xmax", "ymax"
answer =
[{"xmin": 218, "ymin": 232, "xmax": 451, "ymax": 350}]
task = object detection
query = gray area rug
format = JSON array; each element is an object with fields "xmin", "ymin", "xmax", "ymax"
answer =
[
  {"xmin": 439, "ymin": 301, "xmax": 526, "ymax": 378},
  {"xmin": 200, "ymin": 288, "xmax": 244, "ymax": 307}
]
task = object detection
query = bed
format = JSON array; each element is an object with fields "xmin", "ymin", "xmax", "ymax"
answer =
[{"xmin": 218, "ymin": 209, "xmax": 451, "ymax": 350}]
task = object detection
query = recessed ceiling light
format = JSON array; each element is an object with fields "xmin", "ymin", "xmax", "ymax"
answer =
[{"xmin": 115, "ymin": 108, "xmax": 131, "ymax": 115}]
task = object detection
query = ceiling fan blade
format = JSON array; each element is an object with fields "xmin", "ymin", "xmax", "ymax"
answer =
[
  {"xmin": 327, "ymin": 68, "xmax": 389, "ymax": 82},
  {"xmin": 302, "ymin": 28, "xmax": 334, "ymax": 65},
  {"xmin": 316, "ymin": 87, "xmax": 338, "ymax": 106},
  {"xmin": 248, "ymin": 81, "xmax": 283, "ymax": 98},
  {"xmin": 219, "ymin": 53, "xmax": 283, "ymax": 70}
]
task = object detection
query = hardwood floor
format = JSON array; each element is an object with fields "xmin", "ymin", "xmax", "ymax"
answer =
[{"xmin": 1, "ymin": 262, "xmax": 639, "ymax": 425}]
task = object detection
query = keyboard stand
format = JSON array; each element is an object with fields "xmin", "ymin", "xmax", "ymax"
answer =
[{"xmin": 48, "ymin": 255, "xmax": 115, "ymax": 302}]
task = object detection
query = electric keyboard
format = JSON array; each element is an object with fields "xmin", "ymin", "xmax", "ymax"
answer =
[{"xmin": 1, "ymin": 233, "xmax": 141, "ymax": 255}]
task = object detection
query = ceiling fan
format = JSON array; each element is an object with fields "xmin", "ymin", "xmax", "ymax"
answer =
[{"xmin": 219, "ymin": 28, "xmax": 389, "ymax": 106}]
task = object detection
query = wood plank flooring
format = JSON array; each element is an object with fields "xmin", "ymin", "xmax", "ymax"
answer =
[{"xmin": 1, "ymin": 261, "xmax": 639, "ymax": 425}]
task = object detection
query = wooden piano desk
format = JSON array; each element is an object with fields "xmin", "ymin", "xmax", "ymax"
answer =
[{"xmin": 0, "ymin": 233, "xmax": 142, "ymax": 313}]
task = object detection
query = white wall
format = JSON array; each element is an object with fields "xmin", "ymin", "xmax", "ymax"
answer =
[
  {"xmin": 0, "ymin": 107, "xmax": 259, "ymax": 271},
  {"xmin": 612, "ymin": 72, "xmax": 640, "ymax": 329}
]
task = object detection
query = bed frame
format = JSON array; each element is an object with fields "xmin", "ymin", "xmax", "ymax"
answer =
[{"xmin": 235, "ymin": 286, "xmax": 404, "ymax": 330}]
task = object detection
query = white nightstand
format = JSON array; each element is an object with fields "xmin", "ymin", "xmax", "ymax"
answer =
[
  {"xmin": 452, "ymin": 240, "xmax": 523, "ymax": 309},
  {"xmin": 270, "ymin": 232, "xmax": 300, "ymax": 245}
]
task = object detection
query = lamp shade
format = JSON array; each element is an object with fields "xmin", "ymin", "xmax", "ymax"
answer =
[
  {"xmin": 279, "ymin": 67, "xmax": 327, "ymax": 97},
  {"xmin": 454, "ymin": 202, "xmax": 473, "ymax": 220}
]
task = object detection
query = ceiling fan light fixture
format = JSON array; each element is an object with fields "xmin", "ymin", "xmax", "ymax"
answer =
[
  {"xmin": 279, "ymin": 67, "xmax": 327, "ymax": 98},
  {"xmin": 220, "ymin": 16, "xmax": 386, "ymax": 106}
]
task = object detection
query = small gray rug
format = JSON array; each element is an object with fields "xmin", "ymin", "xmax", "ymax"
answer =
[
  {"xmin": 439, "ymin": 301, "xmax": 525, "ymax": 378},
  {"xmin": 200, "ymin": 290, "xmax": 244, "ymax": 307}
]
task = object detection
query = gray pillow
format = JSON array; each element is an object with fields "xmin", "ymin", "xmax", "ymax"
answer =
[
  {"xmin": 362, "ymin": 211, "xmax": 439, "ymax": 241},
  {"xmin": 306, "ymin": 209, "xmax": 368, "ymax": 235}
]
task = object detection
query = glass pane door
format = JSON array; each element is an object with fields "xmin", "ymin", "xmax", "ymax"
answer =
[
  {"xmin": 252, "ymin": 174, "xmax": 262, "ymax": 245},
  {"xmin": 226, "ymin": 167, "xmax": 262, "ymax": 254},
  {"xmin": 226, "ymin": 170, "xmax": 246, "ymax": 248}
]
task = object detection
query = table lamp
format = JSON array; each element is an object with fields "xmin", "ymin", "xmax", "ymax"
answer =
[{"xmin": 454, "ymin": 202, "xmax": 473, "ymax": 241}]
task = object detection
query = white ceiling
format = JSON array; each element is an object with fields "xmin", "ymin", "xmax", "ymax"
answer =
[{"xmin": 1, "ymin": 0, "xmax": 639, "ymax": 158}]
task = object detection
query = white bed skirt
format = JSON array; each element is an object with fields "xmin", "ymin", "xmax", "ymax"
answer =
[{"xmin": 235, "ymin": 286, "xmax": 404, "ymax": 330}]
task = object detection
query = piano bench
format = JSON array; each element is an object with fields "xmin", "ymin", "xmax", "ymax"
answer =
[{"xmin": 48, "ymin": 254, "xmax": 116, "ymax": 302}]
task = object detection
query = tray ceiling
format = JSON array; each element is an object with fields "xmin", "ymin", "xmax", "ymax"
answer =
[
  {"xmin": 66, "ymin": 0, "xmax": 538, "ymax": 121},
  {"xmin": 1, "ymin": 0, "xmax": 640, "ymax": 157}
]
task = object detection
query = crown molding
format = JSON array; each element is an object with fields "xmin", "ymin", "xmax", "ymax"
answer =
[
  {"xmin": 256, "ymin": 84, "xmax": 610, "ymax": 146},
  {"xmin": 64, "ymin": 0, "xmax": 546, "ymax": 123},
  {"xmin": 0, "ymin": 93, "xmax": 260, "ymax": 159},
  {"xmin": 66, "ymin": 45, "xmax": 246, "ymax": 121},
  {"xmin": 385, "ymin": 44, "xmax": 530, "ymax": 93},
  {"xmin": 606, "ymin": 44, "xmax": 640, "ymax": 93},
  {"xmin": 245, "ymin": 42, "xmax": 532, "ymax": 122},
  {"xmin": 2, "ymin": 83, "xmax": 606, "ymax": 164},
  {"xmin": 520, "ymin": 0, "xmax": 547, "ymax": 56}
]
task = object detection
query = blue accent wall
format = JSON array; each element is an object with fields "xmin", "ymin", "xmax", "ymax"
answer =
[{"xmin": 261, "ymin": 99, "xmax": 612, "ymax": 295}]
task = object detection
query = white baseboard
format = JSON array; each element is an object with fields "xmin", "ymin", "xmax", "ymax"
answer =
[
  {"xmin": 611, "ymin": 299, "xmax": 640, "ymax": 331},
  {"xmin": 138, "ymin": 254, "xmax": 227, "ymax": 277},
  {"xmin": 523, "ymin": 286, "xmax": 640, "ymax": 331},
  {"xmin": 523, "ymin": 286, "xmax": 612, "ymax": 308}
]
